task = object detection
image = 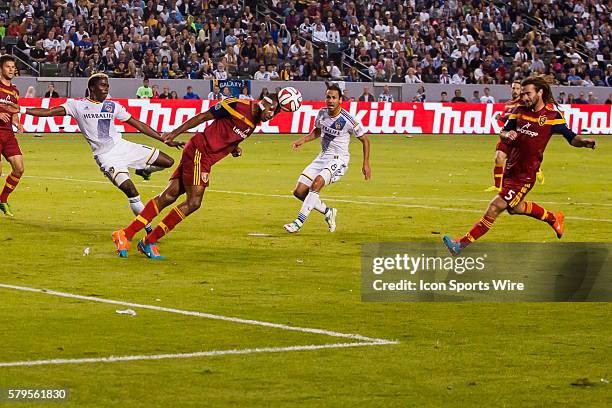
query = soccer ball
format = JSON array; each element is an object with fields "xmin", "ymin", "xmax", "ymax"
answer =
[{"xmin": 278, "ymin": 87, "xmax": 303, "ymax": 112}]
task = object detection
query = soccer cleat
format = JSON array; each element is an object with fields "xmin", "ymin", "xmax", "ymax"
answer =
[
  {"xmin": 135, "ymin": 168, "xmax": 151, "ymax": 181},
  {"xmin": 137, "ymin": 239, "xmax": 165, "ymax": 260},
  {"xmin": 536, "ymin": 169, "xmax": 545, "ymax": 185},
  {"xmin": 484, "ymin": 185, "xmax": 501, "ymax": 192},
  {"xmin": 442, "ymin": 235, "xmax": 462, "ymax": 257},
  {"xmin": 0, "ymin": 202, "xmax": 14, "ymax": 217},
  {"xmin": 283, "ymin": 221, "xmax": 301, "ymax": 233},
  {"xmin": 112, "ymin": 229, "xmax": 130, "ymax": 258},
  {"xmin": 325, "ymin": 208, "xmax": 337, "ymax": 232},
  {"xmin": 552, "ymin": 212, "xmax": 564, "ymax": 239}
]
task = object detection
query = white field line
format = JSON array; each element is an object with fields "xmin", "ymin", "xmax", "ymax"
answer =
[
  {"xmin": 22, "ymin": 175, "xmax": 612, "ymax": 223},
  {"xmin": 0, "ymin": 342, "xmax": 391, "ymax": 368},
  {"xmin": 0, "ymin": 284, "xmax": 392, "ymax": 344}
]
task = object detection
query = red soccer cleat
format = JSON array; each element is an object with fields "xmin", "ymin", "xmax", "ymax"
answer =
[{"xmin": 552, "ymin": 212, "xmax": 564, "ymax": 239}]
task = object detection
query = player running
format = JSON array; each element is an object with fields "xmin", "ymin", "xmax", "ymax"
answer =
[
  {"xmin": 487, "ymin": 80, "xmax": 544, "ymax": 192},
  {"xmin": 111, "ymin": 94, "xmax": 282, "ymax": 259},
  {"xmin": 9, "ymin": 73, "xmax": 182, "ymax": 228},
  {"xmin": 443, "ymin": 76, "xmax": 596, "ymax": 256},
  {"xmin": 0, "ymin": 55, "xmax": 25, "ymax": 217},
  {"xmin": 283, "ymin": 84, "xmax": 371, "ymax": 233}
]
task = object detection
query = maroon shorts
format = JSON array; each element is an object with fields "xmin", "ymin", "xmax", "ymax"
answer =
[
  {"xmin": 0, "ymin": 131, "xmax": 21, "ymax": 161},
  {"xmin": 495, "ymin": 138, "xmax": 511, "ymax": 155},
  {"xmin": 170, "ymin": 136, "xmax": 212, "ymax": 188},
  {"xmin": 499, "ymin": 178, "xmax": 533, "ymax": 208}
]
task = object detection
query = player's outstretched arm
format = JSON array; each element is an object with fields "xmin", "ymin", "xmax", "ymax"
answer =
[
  {"xmin": 126, "ymin": 116, "xmax": 184, "ymax": 148},
  {"xmin": 570, "ymin": 136, "xmax": 596, "ymax": 149},
  {"xmin": 358, "ymin": 135, "xmax": 371, "ymax": 180},
  {"xmin": 292, "ymin": 128, "xmax": 321, "ymax": 150},
  {"xmin": 19, "ymin": 105, "xmax": 67, "ymax": 117},
  {"xmin": 552, "ymin": 121, "xmax": 596, "ymax": 149},
  {"xmin": 162, "ymin": 111, "xmax": 215, "ymax": 143}
]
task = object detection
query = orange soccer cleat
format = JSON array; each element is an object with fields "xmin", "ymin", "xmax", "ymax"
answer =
[
  {"xmin": 552, "ymin": 212, "xmax": 564, "ymax": 239},
  {"xmin": 112, "ymin": 229, "xmax": 131, "ymax": 258}
]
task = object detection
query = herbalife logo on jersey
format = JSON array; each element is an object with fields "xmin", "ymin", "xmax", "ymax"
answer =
[{"xmin": 518, "ymin": 123, "xmax": 539, "ymax": 137}]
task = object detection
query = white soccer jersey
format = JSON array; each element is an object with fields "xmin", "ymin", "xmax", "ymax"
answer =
[
  {"xmin": 314, "ymin": 108, "xmax": 365, "ymax": 157},
  {"xmin": 62, "ymin": 98, "xmax": 132, "ymax": 155}
]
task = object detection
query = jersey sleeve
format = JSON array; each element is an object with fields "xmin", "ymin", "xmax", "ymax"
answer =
[
  {"xmin": 61, "ymin": 99, "xmax": 77, "ymax": 118},
  {"xmin": 114, "ymin": 102, "xmax": 132, "ymax": 122},
  {"xmin": 550, "ymin": 111, "xmax": 576, "ymax": 143},
  {"xmin": 502, "ymin": 110, "xmax": 518, "ymax": 131},
  {"xmin": 352, "ymin": 120, "xmax": 366, "ymax": 138},
  {"xmin": 314, "ymin": 109, "xmax": 325, "ymax": 129},
  {"xmin": 210, "ymin": 100, "xmax": 233, "ymax": 119}
]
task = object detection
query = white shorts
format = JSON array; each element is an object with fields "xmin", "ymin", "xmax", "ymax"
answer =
[
  {"xmin": 298, "ymin": 154, "xmax": 349, "ymax": 187},
  {"xmin": 94, "ymin": 140, "xmax": 159, "ymax": 186}
]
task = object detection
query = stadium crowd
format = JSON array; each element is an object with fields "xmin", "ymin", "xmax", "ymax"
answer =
[{"xmin": 1, "ymin": 0, "xmax": 611, "ymax": 87}]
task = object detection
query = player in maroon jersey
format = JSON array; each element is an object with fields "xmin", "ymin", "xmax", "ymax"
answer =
[
  {"xmin": 0, "ymin": 55, "xmax": 24, "ymax": 217},
  {"xmin": 444, "ymin": 76, "xmax": 596, "ymax": 256},
  {"xmin": 112, "ymin": 94, "xmax": 281, "ymax": 259}
]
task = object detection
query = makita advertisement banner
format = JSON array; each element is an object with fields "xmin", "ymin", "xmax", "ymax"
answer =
[{"xmin": 18, "ymin": 99, "xmax": 612, "ymax": 135}]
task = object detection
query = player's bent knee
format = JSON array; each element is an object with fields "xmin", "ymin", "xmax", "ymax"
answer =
[{"xmin": 156, "ymin": 152, "xmax": 174, "ymax": 168}]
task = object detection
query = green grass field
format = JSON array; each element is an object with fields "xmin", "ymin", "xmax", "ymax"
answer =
[{"xmin": 0, "ymin": 133, "xmax": 610, "ymax": 407}]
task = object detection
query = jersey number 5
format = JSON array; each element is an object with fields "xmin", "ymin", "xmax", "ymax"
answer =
[{"xmin": 504, "ymin": 190, "xmax": 515, "ymax": 201}]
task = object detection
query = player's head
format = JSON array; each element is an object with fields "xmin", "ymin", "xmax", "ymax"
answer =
[
  {"xmin": 511, "ymin": 80, "xmax": 521, "ymax": 100},
  {"xmin": 258, "ymin": 93, "xmax": 280, "ymax": 122},
  {"xmin": 325, "ymin": 84, "xmax": 342, "ymax": 114},
  {"xmin": 0, "ymin": 55, "xmax": 17, "ymax": 81},
  {"xmin": 521, "ymin": 75, "xmax": 554, "ymax": 110},
  {"xmin": 87, "ymin": 73, "xmax": 109, "ymax": 101}
]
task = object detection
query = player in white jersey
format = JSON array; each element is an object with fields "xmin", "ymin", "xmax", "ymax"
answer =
[
  {"xmin": 284, "ymin": 84, "xmax": 371, "ymax": 233},
  {"xmin": 10, "ymin": 74, "xmax": 183, "ymax": 230}
]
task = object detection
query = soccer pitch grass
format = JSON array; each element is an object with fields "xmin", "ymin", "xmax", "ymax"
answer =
[{"xmin": 1, "ymin": 133, "xmax": 610, "ymax": 407}]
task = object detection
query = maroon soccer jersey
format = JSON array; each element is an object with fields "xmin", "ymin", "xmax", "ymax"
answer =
[
  {"xmin": 201, "ymin": 98, "xmax": 259, "ymax": 165},
  {"xmin": 171, "ymin": 98, "xmax": 261, "ymax": 188},
  {"xmin": 0, "ymin": 81, "xmax": 19, "ymax": 133},
  {"xmin": 503, "ymin": 104, "xmax": 576, "ymax": 183}
]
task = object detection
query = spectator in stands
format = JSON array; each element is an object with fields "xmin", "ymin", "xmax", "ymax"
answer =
[
  {"xmin": 222, "ymin": 87, "xmax": 231, "ymax": 100},
  {"xmin": 413, "ymin": 86, "xmax": 426, "ymax": 102},
  {"xmin": 359, "ymin": 86, "xmax": 375, "ymax": 102},
  {"xmin": 480, "ymin": 87, "xmax": 495, "ymax": 103},
  {"xmin": 253, "ymin": 65, "xmax": 269, "ymax": 80},
  {"xmin": 151, "ymin": 85, "xmax": 160, "ymax": 99},
  {"xmin": 213, "ymin": 62, "xmax": 228, "ymax": 80},
  {"xmin": 183, "ymin": 86, "xmax": 200, "ymax": 100},
  {"xmin": 451, "ymin": 90, "xmax": 467, "ymax": 103},
  {"xmin": 239, "ymin": 86, "xmax": 253, "ymax": 100},
  {"xmin": 207, "ymin": 85, "xmax": 222, "ymax": 100},
  {"xmin": 439, "ymin": 67, "xmax": 452, "ymax": 84},
  {"xmin": 558, "ymin": 92, "xmax": 567, "ymax": 104},
  {"xmin": 471, "ymin": 91, "xmax": 481, "ymax": 103},
  {"xmin": 605, "ymin": 94, "xmax": 612, "ymax": 104},
  {"xmin": 343, "ymin": 90, "xmax": 355, "ymax": 102},
  {"xmin": 44, "ymin": 83, "xmax": 59, "ymax": 98},
  {"xmin": 404, "ymin": 68, "xmax": 422, "ymax": 84},
  {"xmin": 25, "ymin": 86, "xmax": 36, "ymax": 98},
  {"xmin": 328, "ymin": 60, "xmax": 342, "ymax": 80},
  {"xmin": 440, "ymin": 92, "xmax": 449, "ymax": 102},
  {"xmin": 574, "ymin": 92, "xmax": 588, "ymax": 104},
  {"xmin": 170, "ymin": 90, "xmax": 179, "ymax": 99},
  {"xmin": 159, "ymin": 86, "xmax": 172, "ymax": 99},
  {"xmin": 136, "ymin": 78, "xmax": 153, "ymax": 99},
  {"xmin": 29, "ymin": 40, "xmax": 46, "ymax": 68},
  {"xmin": 378, "ymin": 85, "xmax": 394, "ymax": 102},
  {"xmin": 258, "ymin": 88, "xmax": 269, "ymax": 100}
]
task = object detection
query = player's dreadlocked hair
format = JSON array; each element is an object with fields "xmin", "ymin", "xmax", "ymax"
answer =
[
  {"xmin": 521, "ymin": 75, "xmax": 558, "ymax": 106},
  {"xmin": 87, "ymin": 73, "xmax": 109, "ymax": 92}
]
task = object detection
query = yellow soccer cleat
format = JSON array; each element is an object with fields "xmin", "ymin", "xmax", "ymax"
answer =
[
  {"xmin": 484, "ymin": 186, "xmax": 501, "ymax": 192},
  {"xmin": 536, "ymin": 169, "xmax": 545, "ymax": 185}
]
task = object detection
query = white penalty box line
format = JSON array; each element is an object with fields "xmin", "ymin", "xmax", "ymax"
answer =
[{"xmin": 0, "ymin": 284, "xmax": 398, "ymax": 368}]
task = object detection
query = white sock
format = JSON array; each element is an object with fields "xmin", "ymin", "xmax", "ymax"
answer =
[
  {"xmin": 314, "ymin": 200, "xmax": 328, "ymax": 215},
  {"xmin": 295, "ymin": 191, "xmax": 320, "ymax": 227},
  {"xmin": 128, "ymin": 195, "xmax": 152, "ymax": 232}
]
